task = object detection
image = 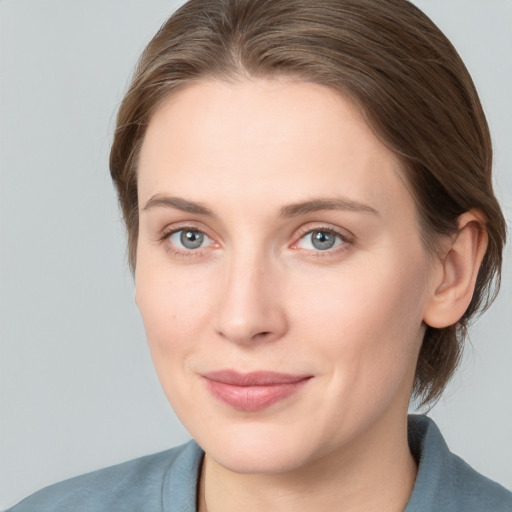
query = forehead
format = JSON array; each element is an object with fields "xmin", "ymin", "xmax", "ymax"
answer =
[{"xmin": 138, "ymin": 78, "xmax": 416, "ymax": 222}]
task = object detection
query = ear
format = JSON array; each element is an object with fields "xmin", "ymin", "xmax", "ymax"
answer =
[{"xmin": 423, "ymin": 210, "xmax": 488, "ymax": 329}]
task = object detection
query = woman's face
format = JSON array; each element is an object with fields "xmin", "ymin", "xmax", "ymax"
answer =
[{"xmin": 135, "ymin": 79, "xmax": 436, "ymax": 474}]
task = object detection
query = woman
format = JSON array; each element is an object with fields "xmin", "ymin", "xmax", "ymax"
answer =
[{"xmin": 6, "ymin": 0, "xmax": 511, "ymax": 510}]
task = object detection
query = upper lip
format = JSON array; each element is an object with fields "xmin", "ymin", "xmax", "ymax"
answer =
[{"xmin": 202, "ymin": 370, "xmax": 312, "ymax": 386}]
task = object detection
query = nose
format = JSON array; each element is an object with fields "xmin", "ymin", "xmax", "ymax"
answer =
[{"xmin": 214, "ymin": 250, "xmax": 288, "ymax": 345}]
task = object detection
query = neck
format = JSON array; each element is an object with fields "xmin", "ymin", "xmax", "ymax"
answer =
[{"xmin": 198, "ymin": 413, "xmax": 417, "ymax": 512}]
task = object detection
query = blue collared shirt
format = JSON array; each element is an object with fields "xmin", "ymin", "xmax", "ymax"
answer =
[{"xmin": 6, "ymin": 416, "xmax": 512, "ymax": 511}]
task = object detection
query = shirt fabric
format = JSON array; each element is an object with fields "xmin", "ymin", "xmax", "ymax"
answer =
[{"xmin": 7, "ymin": 415, "xmax": 512, "ymax": 511}]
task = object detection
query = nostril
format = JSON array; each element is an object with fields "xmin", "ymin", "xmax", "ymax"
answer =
[{"xmin": 254, "ymin": 331, "xmax": 271, "ymax": 339}]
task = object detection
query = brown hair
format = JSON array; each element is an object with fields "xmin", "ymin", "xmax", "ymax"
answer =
[{"xmin": 110, "ymin": 0, "xmax": 506, "ymax": 406}]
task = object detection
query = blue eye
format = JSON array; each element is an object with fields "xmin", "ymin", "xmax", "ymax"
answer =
[
  {"xmin": 168, "ymin": 229, "xmax": 213, "ymax": 250},
  {"xmin": 296, "ymin": 230, "xmax": 345, "ymax": 251}
]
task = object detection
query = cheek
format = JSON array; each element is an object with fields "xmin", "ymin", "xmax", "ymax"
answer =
[
  {"xmin": 292, "ymin": 251, "xmax": 429, "ymax": 385},
  {"xmin": 300, "ymin": 256, "xmax": 426, "ymax": 331},
  {"xmin": 134, "ymin": 270, "xmax": 214, "ymax": 423},
  {"xmin": 135, "ymin": 258, "xmax": 214, "ymax": 369}
]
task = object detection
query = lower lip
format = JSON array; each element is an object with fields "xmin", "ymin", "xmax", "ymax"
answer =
[{"xmin": 204, "ymin": 378, "xmax": 310, "ymax": 412}]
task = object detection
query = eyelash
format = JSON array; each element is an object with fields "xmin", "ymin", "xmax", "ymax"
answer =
[
  {"xmin": 159, "ymin": 224, "xmax": 353, "ymax": 258},
  {"xmin": 159, "ymin": 224, "xmax": 214, "ymax": 259},
  {"xmin": 291, "ymin": 225, "xmax": 352, "ymax": 257}
]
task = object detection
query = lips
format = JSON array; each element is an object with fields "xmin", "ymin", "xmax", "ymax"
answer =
[{"xmin": 202, "ymin": 370, "xmax": 312, "ymax": 411}]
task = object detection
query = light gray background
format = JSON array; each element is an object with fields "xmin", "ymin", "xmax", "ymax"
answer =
[{"xmin": 0, "ymin": 0, "xmax": 510, "ymax": 509}]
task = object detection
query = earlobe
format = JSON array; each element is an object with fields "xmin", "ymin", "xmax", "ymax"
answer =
[{"xmin": 423, "ymin": 210, "xmax": 488, "ymax": 329}]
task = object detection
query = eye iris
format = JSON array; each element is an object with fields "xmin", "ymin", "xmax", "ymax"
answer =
[
  {"xmin": 311, "ymin": 231, "xmax": 336, "ymax": 250},
  {"xmin": 180, "ymin": 230, "xmax": 204, "ymax": 249}
]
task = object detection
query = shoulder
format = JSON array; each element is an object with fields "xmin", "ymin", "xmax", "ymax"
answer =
[
  {"xmin": 446, "ymin": 452, "xmax": 512, "ymax": 511},
  {"xmin": 407, "ymin": 415, "xmax": 512, "ymax": 512},
  {"xmin": 6, "ymin": 440, "xmax": 204, "ymax": 512}
]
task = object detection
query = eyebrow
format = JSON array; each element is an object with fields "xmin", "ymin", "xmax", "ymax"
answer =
[
  {"xmin": 142, "ymin": 195, "xmax": 215, "ymax": 216},
  {"xmin": 142, "ymin": 195, "xmax": 379, "ymax": 218},
  {"xmin": 279, "ymin": 198, "xmax": 379, "ymax": 217}
]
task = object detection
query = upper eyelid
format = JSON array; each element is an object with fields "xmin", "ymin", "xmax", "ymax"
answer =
[
  {"xmin": 160, "ymin": 223, "xmax": 211, "ymax": 239},
  {"xmin": 293, "ymin": 223, "xmax": 353, "ymax": 242}
]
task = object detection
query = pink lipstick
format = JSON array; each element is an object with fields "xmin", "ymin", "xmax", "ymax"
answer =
[{"xmin": 202, "ymin": 370, "xmax": 311, "ymax": 411}]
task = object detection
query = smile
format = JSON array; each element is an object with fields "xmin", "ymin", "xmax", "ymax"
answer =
[{"xmin": 202, "ymin": 370, "xmax": 312, "ymax": 412}]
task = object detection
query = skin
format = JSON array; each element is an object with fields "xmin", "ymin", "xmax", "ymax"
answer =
[{"xmin": 135, "ymin": 78, "xmax": 487, "ymax": 512}]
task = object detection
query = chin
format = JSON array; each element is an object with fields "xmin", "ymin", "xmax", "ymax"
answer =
[
  {"xmin": 211, "ymin": 440, "xmax": 311, "ymax": 475},
  {"xmin": 193, "ymin": 418, "xmax": 321, "ymax": 475}
]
